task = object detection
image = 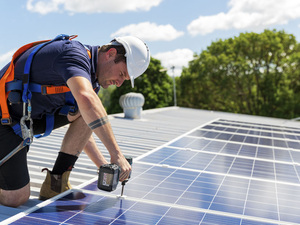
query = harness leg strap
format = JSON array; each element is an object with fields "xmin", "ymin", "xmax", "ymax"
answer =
[{"xmin": 35, "ymin": 114, "xmax": 54, "ymax": 138}]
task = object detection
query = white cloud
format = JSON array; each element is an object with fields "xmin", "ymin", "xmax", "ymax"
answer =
[
  {"xmin": 188, "ymin": 0, "xmax": 300, "ymax": 36},
  {"xmin": 26, "ymin": 0, "xmax": 162, "ymax": 14},
  {"xmin": 153, "ymin": 49, "xmax": 194, "ymax": 76},
  {"xmin": 27, "ymin": 0, "xmax": 61, "ymax": 15},
  {"xmin": 111, "ymin": 22, "xmax": 184, "ymax": 42},
  {"xmin": 0, "ymin": 50, "xmax": 15, "ymax": 69}
]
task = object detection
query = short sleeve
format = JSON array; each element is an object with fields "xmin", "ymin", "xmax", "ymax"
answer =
[{"xmin": 53, "ymin": 41, "xmax": 92, "ymax": 83}]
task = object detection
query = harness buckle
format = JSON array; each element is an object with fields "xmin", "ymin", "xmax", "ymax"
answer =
[
  {"xmin": 1, "ymin": 117, "xmax": 12, "ymax": 125},
  {"xmin": 41, "ymin": 85, "xmax": 50, "ymax": 95}
]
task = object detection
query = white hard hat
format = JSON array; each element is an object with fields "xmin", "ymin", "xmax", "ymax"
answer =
[{"xmin": 110, "ymin": 36, "xmax": 150, "ymax": 88}]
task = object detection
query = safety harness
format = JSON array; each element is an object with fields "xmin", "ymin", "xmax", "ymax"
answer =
[{"xmin": 0, "ymin": 34, "xmax": 90, "ymax": 166}]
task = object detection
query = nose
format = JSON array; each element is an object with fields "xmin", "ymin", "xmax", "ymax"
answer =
[
  {"xmin": 116, "ymin": 79, "xmax": 124, "ymax": 87},
  {"xmin": 117, "ymin": 75, "xmax": 128, "ymax": 87}
]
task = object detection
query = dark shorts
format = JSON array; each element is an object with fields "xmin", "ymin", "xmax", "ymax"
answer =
[{"xmin": 0, "ymin": 113, "xmax": 69, "ymax": 190}]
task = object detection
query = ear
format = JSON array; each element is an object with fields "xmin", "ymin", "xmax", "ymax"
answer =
[{"xmin": 106, "ymin": 48, "xmax": 117, "ymax": 59}]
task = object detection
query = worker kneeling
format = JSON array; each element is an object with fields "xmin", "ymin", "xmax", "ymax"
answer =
[{"xmin": 0, "ymin": 35, "xmax": 150, "ymax": 207}]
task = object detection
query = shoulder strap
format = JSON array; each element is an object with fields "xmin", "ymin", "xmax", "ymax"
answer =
[
  {"xmin": 0, "ymin": 34, "xmax": 78, "ymax": 125},
  {"xmin": 22, "ymin": 34, "xmax": 75, "ymax": 104},
  {"xmin": 0, "ymin": 39, "xmax": 51, "ymax": 125}
]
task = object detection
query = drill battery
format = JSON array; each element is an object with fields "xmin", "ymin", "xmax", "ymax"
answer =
[
  {"xmin": 98, "ymin": 164, "xmax": 120, "ymax": 192},
  {"xmin": 98, "ymin": 156, "xmax": 132, "ymax": 192}
]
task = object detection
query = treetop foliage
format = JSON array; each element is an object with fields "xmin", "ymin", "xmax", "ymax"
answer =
[{"xmin": 179, "ymin": 29, "xmax": 300, "ymax": 119}]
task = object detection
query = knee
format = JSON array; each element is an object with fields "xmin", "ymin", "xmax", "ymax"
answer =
[
  {"xmin": 0, "ymin": 185, "xmax": 30, "ymax": 208},
  {"xmin": 67, "ymin": 111, "xmax": 81, "ymax": 122},
  {"xmin": 0, "ymin": 191, "xmax": 30, "ymax": 208}
]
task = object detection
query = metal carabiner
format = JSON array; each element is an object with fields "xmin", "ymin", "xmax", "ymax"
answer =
[
  {"xmin": 20, "ymin": 97, "xmax": 34, "ymax": 145},
  {"xmin": 20, "ymin": 115, "xmax": 33, "ymax": 146}
]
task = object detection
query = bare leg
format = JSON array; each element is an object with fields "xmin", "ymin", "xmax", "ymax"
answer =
[
  {"xmin": 61, "ymin": 115, "xmax": 92, "ymax": 156},
  {"xmin": 67, "ymin": 112, "xmax": 109, "ymax": 167}
]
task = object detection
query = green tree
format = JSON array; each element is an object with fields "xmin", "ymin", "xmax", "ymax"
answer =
[
  {"xmin": 107, "ymin": 57, "xmax": 173, "ymax": 114},
  {"xmin": 178, "ymin": 29, "xmax": 300, "ymax": 119}
]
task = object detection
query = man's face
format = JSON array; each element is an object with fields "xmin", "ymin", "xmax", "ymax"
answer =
[{"xmin": 97, "ymin": 48, "xmax": 130, "ymax": 89}]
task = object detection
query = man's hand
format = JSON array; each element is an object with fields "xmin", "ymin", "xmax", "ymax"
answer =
[{"xmin": 111, "ymin": 154, "xmax": 131, "ymax": 181}]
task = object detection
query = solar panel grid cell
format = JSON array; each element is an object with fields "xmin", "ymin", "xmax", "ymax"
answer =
[
  {"xmin": 203, "ymin": 141, "xmax": 225, "ymax": 152},
  {"xmin": 287, "ymin": 141, "xmax": 300, "ymax": 149},
  {"xmin": 221, "ymin": 143, "xmax": 241, "ymax": 155},
  {"xmin": 200, "ymin": 213, "xmax": 242, "ymax": 225},
  {"xmin": 257, "ymin": 147, "xmax": 273, "ymax": 160},
  {"xmin": 273, "ymin": 149, "xmax": 292, "ymax": 162},
  {"xmin": 241, "ymin": 220, "xmax": 278, "ymax": 225},
  {"xmin": 157, "ymin": 207, "xmax": 205, "ymax": 224},
  {"xmin": 239, "ymin": 145, "xmax": 257, "ymax": 157},
  {"xmin": 229, "ymin": 158, "xmax": 254, "ymax": 177},
  {"xmin": 230, "ymin": 134, "xmax": 245, "ymax": 142},
  {"xmin": 275, "ymin": 163, "xmax": 299, "ymax": 183},
  {"xmin": 237, "ymin": 129, "xmax": 249, "ymax": 134}
]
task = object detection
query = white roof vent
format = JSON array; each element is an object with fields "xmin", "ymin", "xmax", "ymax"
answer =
[{"xmin": 119, "ymin": 92, "xmax": 145, "ymax": 119}]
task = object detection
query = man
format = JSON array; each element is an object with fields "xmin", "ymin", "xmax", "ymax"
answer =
[{"xmin": 0, "ymin": 35, "xmax": 150, "ymax": 207}]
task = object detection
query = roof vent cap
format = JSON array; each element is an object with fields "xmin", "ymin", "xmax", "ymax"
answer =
[{"xmin": 119, "ymin": 92, "xmax": 144, "ymax": 119}]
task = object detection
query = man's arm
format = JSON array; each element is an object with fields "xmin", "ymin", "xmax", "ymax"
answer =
[
  {"xmin": 66, "ymin": 76, "xmax": 131, "ymax": 181},
  {"xmin": 84, "ymin": 135, "xmax": 108, "ymax": 168},
  {"xmin": 67, "ymin": 111, "xmax": 109, "ymax": 167}
]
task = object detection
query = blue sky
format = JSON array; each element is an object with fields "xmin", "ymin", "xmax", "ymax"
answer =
[{"xmin": 1, "ymin": 0, "xmax": 300, "ymax": 76}]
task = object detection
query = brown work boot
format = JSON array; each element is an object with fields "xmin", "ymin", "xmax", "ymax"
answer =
[{"xmin": 39, "ymin": 168, "xmax": 72, "ymax": 200}]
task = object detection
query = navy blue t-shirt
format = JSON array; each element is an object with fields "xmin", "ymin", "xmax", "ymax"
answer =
[{"xmin": 1, "ymin": 39, "xmax": 100, "ymax": 120}]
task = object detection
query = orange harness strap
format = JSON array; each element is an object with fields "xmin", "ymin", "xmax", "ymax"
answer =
[
  {"xmin": 0, "ymin": 39, "xmax": 51, "ymax": 124},
  {"xmin": 41, "ymin": 85, "xmax": 71, "ymax": 95}
]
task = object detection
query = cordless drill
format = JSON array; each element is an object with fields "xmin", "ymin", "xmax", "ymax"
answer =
[{"xmin": 98, "ymin": 156, "xmax": 132, "ymax": 196}]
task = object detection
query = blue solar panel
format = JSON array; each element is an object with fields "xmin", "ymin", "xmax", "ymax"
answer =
[{"xmin": 8, "ymin": 119, "xmax": 300, "ymax": 225}]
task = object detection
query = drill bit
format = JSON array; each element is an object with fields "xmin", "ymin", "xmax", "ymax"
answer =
[
  {"xmin": 121, "ymin": 184, "xmax": 125, "ymax": 196},
  {"xmin": 120, "ymin": 180, "xmax": 126, "ymax": 196},
  {"xmin": 120, "ymin": 157, "xmax": 132, "ymax": 197}
]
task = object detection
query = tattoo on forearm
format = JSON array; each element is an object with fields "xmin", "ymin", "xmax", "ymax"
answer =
[{"xmin": 88, "ymin": 116, "xmax": 109, "ymax": 130}]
